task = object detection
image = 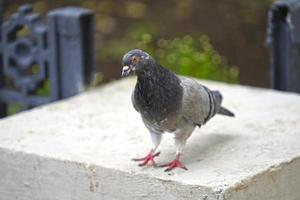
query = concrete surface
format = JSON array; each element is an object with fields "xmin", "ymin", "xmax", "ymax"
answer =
[{"xmin": 0, "ymin": 77, "xmax": 300, "ymax": 200}]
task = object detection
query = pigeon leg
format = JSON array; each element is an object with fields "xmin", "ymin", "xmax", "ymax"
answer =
[
  {"xmin": 160, "ymin": 126, "xmax": 194, "ymax": 171},
  {"xmin": 160, "ymin": 138, "xmax": 188, "ymax": 171},
  {"xmin": 132, "ymin": 132, "xmax": 162, "ymax": 167}
]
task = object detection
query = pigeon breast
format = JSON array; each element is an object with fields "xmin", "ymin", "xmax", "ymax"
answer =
[{"xmin": 132, "ymin": 63, "xmax": 183, "ymax": 131}]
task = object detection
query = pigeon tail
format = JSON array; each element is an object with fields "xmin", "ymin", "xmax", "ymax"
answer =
[
  {"xmin": 211, "ymin": 90, "xmax": 234, "ymax": 117},
  {"xmin": 218, "ymin": 106, "xmax": 235, "ymax": 117}
]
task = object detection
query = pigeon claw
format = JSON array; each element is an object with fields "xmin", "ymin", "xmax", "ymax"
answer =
[
  {"xmin": 160, "ymin": 154, "xmax": 188, "ymax": 172},
  {"xmin": 132, "ymin": 151, "xmax": 160, "ymax": 167}
]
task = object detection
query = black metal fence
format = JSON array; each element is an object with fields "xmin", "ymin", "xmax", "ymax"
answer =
[
  {"xmin": 0, "ymin": 4, "xmax": 94, "ymax": 118},
  {"xmin": 266, "ymin": 0, "xmax": 300, "ymax": 93}
]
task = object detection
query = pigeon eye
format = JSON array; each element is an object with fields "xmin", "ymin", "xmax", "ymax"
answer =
[{"xmin": 131, "ymin": 56, "xmax": 139, "ymax": 64}]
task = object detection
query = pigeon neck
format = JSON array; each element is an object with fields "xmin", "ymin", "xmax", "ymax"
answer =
[{"xmin": 136, "ymin": 63, "xmax": 170, "ymax": 86}]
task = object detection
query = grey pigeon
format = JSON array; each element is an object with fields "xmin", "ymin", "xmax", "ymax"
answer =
[{"xmin": 121, "ymin": 49, "xmax": 234, "ymax": 171}]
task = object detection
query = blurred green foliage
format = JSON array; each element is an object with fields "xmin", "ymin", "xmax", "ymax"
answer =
[
  {"xmin": 100, "ymin": 23, "xmax": 239, "ymax": 83},
  {"xmin": 36, "ymin": 80, "xmax": 50, "ymax": 96},
  {"xmin": 6, "ymin": 1, "xmax": 240, "ymax": 86}
]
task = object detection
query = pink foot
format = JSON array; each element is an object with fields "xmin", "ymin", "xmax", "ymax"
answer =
[
  {"xmin": 160, "ymin": 154, "xmax": 188, "ymax": 172},
  {"xmin": 132, "ymin": 150, "xmax": 160, "ymax": 167}
]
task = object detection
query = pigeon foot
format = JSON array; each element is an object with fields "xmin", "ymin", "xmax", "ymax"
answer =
[
  {"xmin": 160, "ymin": 154, "xmax": 188, "ymax": 172},
  {"xmin": 132, "ymin": 150, "xmax": 160, "ymax": 167}
]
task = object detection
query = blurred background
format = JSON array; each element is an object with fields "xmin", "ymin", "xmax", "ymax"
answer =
[{"xmin": 3, "ymin": 0, "xmax": 275, "ymax": 87}]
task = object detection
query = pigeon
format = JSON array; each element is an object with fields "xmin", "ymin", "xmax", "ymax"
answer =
[{"xmin": 121, "ymin": 49, "xmax": 234, "ymax": 171}]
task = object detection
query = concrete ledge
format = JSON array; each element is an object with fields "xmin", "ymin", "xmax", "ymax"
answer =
[{"xmin": 0, "ymin": 77, "xmax": 300, "ymax": 200}]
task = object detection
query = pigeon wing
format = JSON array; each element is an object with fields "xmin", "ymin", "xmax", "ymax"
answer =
[{"xmin": 179, "ymin": 76, "xmax": 214, "ymax": 126}]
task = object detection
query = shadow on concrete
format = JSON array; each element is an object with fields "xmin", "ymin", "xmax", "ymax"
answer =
[{"xmin": 182, "ymin": 132, "xmax": 239, "ymax": 165}]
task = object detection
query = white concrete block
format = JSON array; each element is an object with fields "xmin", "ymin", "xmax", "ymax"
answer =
[{"xmin": 0, "ymin": 77, "xmax": 300, "ymax": 200}]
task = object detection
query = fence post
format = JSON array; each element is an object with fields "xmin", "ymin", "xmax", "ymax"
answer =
[
  {"xmin": 0, "ymin": 0, "xmax": 6, "ymax": 117},
  {"xmin": 266, "ymin": 1, "xmax": 300, "ymax": 93},
  {"xmin": 47, "ymin": 7, "xmax": 94, "ymax": 99}
]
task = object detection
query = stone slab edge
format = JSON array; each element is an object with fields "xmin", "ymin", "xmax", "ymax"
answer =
[
  {"xmin": 0, "ymin": 147, "xmax": 217, "ymax": 200},
  {"xmin": 1, "ymin": 146, "xmax": 299, "ymax": 200},
  {"xmin": 223, "ymin": 156, "xmax": 300, "ymax": 200}
]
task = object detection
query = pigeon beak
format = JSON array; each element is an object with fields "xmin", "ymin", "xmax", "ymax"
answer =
[{"xmin": 121, "ymin": 65, "xmax": 134, "ymax": 77}]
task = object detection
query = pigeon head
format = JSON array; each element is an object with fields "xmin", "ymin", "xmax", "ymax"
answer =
[{"xmin": 121, "ymin": 49, "xmax": 152, "ymax": 77}]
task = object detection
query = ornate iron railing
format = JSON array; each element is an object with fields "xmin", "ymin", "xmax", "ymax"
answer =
[{"xmin": 0, "ymin": 4, "xmax": 94, "ymax": 117}]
